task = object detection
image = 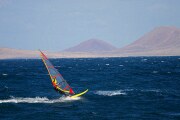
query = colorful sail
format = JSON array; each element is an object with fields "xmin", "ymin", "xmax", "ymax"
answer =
[{"xmin": 39, "ymin": 50, "xmax": 75, "ymax": 95}]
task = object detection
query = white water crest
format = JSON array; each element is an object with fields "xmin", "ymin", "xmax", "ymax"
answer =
[
  {"xmin": 0, "ymin": 96, "xmax": 80, "ymax": 104},
  {"xmin": 95, "ymin": 90, "xmax": 126, "ymax": 96},
  {"xmin": 54, "ymin": 66, "xmax": 61, "ymax": 68},
  {"xmin": 141, "ymin": 59, "xmax": 148, "ymax": 62},
  {"xmin": 2, "ymin": 73, "xmax": 8, "ymax": 76},
  {"xmin": 152, "ymin": 71, "xmax": 158, "ymax": 73}
]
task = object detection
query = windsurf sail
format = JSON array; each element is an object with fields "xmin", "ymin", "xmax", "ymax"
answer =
[{"xmin": 39, "ymin": 50, "xmax": 75, "ymax": 96}]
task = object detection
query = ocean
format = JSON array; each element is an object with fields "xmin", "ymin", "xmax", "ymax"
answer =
[{"xmin": 0, "ymin": 57, "xmax": 180, "ymax": 120}]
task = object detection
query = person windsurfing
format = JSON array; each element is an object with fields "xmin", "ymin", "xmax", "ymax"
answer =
[
  {"xmin": 39, "ymin": 50, "xmax": 88, "ymax": 98},
  {"xmin": 52, "ymin": 78, "xmax": 67, "ymax": 96}
]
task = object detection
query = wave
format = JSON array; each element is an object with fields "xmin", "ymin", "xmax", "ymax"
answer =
[
  {"xmin": 152, "ymin": 71, "xmax": 158, "ymax": 73},
  {"xmin": 94, "ymin": 89, "xmax": 161, "ymax": 96},
  {"xmin": 140, "ymin": 89, "xmax": 161, "ymax": 93},
  {"xmin": 54, "ymin": 66, "xmax": 61, "ymax": 68},
  {"xmin": 0, "ymin": 86, "xmax": 8, "ymax": 92},
  {"xmin": 123, "ymin": 89, "xmax": 161, "ymax": 93},
  {"xmin": 2, "ymin": 73, "xmax": 8, "ymax": 76},
  {"xmin": 0, "ymin": 96, "xmax": 80, "ymax": 104},
  {"xmin": 94, "ymin": 90, "xmax": 126, "ymax": 96}
]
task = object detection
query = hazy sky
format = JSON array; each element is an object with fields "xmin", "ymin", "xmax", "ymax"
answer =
[{"xmin": 0, "ymin": 0, "xmax": 180, "ymax": 51}]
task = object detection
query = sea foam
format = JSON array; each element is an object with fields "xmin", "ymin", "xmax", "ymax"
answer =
[
  {"xmin": 0, "ymin": 96, "xmax": 80, "ymax": 104},
  {"xmin": 95, "ymin": 90, "xmax": 126, "ymax": 96},
  {"xmin": 2, "ymin": 73, "xmax": 8, "ymax": 76}
]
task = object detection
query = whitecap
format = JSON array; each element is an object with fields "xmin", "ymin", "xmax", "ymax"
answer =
[
  {"xmin": 140, "ymin": 89, "xmax": 160, "ymax": 93},
  {"xmin": 152, "ymin": 71, "xmax": 158, "ymax": 73},
  {"xmin": 105, "ymin": 64, "xmax": 109, "ymax": 66},
  {"xmin": 2, "ymin": 73, "xmax": 8, "ymax": 76},
  {"xmin": 124, "ymin": 89, "xmax": 134, "ymax": 91},
  {"xmin": 167, "ymin": 112, "xmax": 180, "ymax": 116},
  {"xmin": 141, "ymin": 59, "xmax": 147, "ymax": 62},
  {"xmin": 0, "ymin": 96, "xmax": 80, "ymax": 104},
  {"xmin": 94, "ymin": 90, "xmax": 126, "ymax": 96},
  {"xmin": 119, "ymin": 65, "xmax": 124, "ymax": 67},
  {"xmin": 55, "ymin": 66, "xmax": 61, "ymax": 68}
]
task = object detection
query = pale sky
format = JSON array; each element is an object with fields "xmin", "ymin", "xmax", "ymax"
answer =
[{"xmin": 0, "ymin": 0, "xmax": 180, "ymax": 51}]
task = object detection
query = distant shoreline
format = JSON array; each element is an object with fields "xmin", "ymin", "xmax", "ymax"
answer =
[{"xmin": 0, "ymin": 55, "xmax": 180, "ymax": 60}]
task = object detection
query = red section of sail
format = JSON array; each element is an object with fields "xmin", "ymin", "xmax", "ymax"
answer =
[
  {"xmin": 51, "ymin": 73, "xmax": 61, "ymax": 79},
  {"xmin": 69, "ymin": 88, "xmax": 75, "ymax": 94},
  {"xmin": 40, "ymin": 51, "xmax": 48, "ymax": 60},
  {"xmin": 52, "ymin": 82, "xmax": 57, "ymax": 88}
]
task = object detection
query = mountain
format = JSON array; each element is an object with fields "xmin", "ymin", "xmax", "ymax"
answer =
[
  {"xmin": 116, "ymin": 26, "xmax": 180, "ymax": 56},
  {"xmin": 0, "ymin": 48, "xmax": 74, "ymax": 59},
  {"xmin": 0, "ymin": 48, "xmax": 39, "ymax": 59},
  {"xmin": 0, "ymin": 47, "xmax": 109, "ymax": 59},
  {"xmin": 63, "ymin": 39, "xmax": 117, "ymax": 52},
  {"xmin": 1, "ymin": 26, "xmax": 180, "ymax": 59}
]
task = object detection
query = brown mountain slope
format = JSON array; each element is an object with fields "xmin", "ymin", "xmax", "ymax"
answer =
[
  {"xmin": 0, "ymin": 48, "xmax": 39, "ymax": 59},
  {"xmin": 115, "ymin": 26, "xmax": 180, "ymax": 55},
  {"xmin": 0, "ymin": 47, "xmax": 112, "ymax": 59},
  {"xmin": 63, "ymin": 39, "xmax": 117, "ymax": 52}
]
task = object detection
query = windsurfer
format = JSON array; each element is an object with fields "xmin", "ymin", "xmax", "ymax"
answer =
[
  {"xmin": 52, "ymin": 79, "xmax": 59, "ymax": 91},
  {"xmin": 40, "ymin": 50, "xmax": 88, "ymax": 98},
  {"xmin": 52, "ymin": 79, "xmax": 57, "ymax": 88},
  {"xmin": 52, "ymin": 78, "xmax": 68, "ymax": 96}
]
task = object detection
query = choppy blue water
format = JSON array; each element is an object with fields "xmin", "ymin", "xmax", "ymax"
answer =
[{"xmin": 0, "ymin": 57, "xmax": 180, "ymax": 120}]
